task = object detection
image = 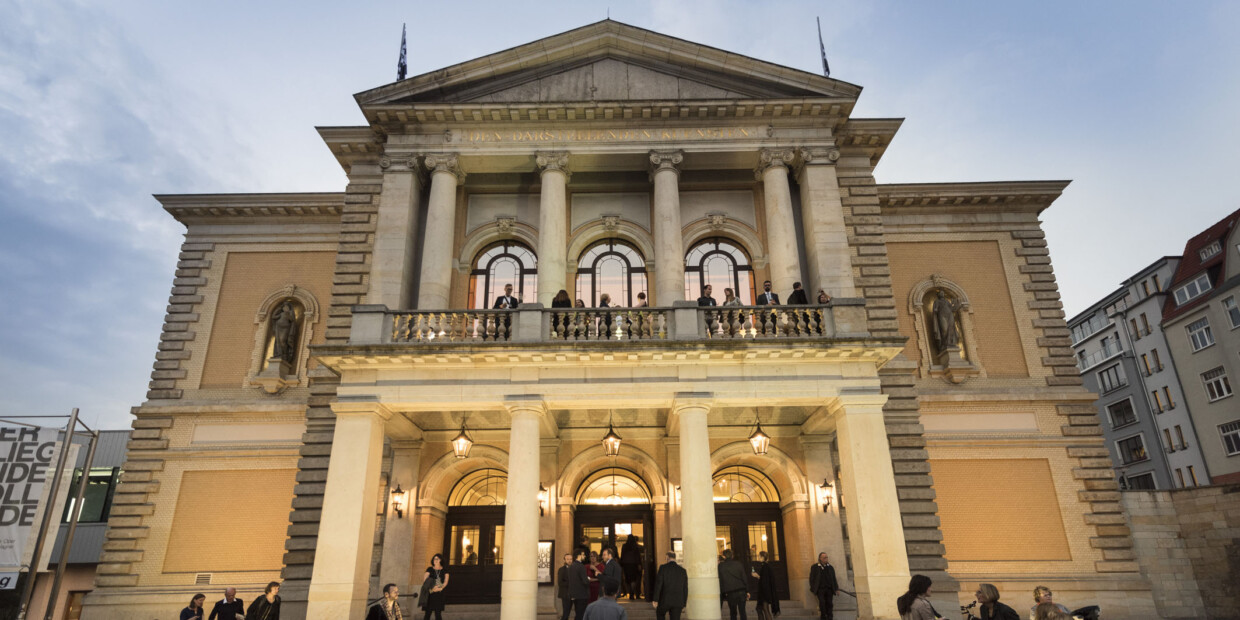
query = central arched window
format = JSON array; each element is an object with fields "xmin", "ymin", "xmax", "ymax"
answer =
[
  {"xmin": 469, "ymin": 241, "xmax": 537, "ymax": 309},
  {"xmin": 685, "ymin": 238, "xmax": 755, "ymax": 304},
  {"xmin": 575, "ymin": 239, "xmax": 647, "ymax": 307},
  {"xmin": 448, "ymin": 468, "xmax": 508, "ymax": 506},
  {"xmin": 576, "ymin": 468, "xmax": 651, "ymax": 505},
  {"xmin": 712, "ymin": 465, "xmax": 779, "ymax": 503}
]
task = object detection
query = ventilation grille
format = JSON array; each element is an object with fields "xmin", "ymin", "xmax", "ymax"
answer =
[{"xmin": 195, "ymin": 573, "xmax": 212, "ymax": 585}]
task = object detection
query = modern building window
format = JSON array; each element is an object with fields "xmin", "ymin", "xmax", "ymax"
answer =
[
  {"xmin": 1187, "ymin": 465, "xmax": 1199, "ymax": 486},
  {"xmin": 1116, "ymin": 434, "xmax": 1149, "ymax": 465},
  {"xmin": 1199, "ymin": 240, "xmax": 1221, "ymax": 261},
  {"xmin": 1141, "ymin": 354, "xmax": 1152, "ymax": 376},
  {"xmin": 1202, "ymin": 367, "xmax": 1233, "ymax": 402},
  {"xmin": 1224, "ymin": 296, "xmax": 1240, "ymax": 329},
  {"xmin": 1097, "ymin": 364, "xmax": 1125, "ymax": 393},
  {"xmin": 1187, "ymin": 317, "xmax": 1214, "ymax": 351},
  {"xmin": 61, "ymin": 467, "xmax": 120, "ymax": 523},
  {"xmin": 1153, "ymin": 274, "xmax": 1162, "ymax": 291},
  {"xmin": 1125, "ymin": 472, "xmax": 1156, "ymax": 489},
  {"xmin": 1129, "ymin": 318, "xmax": 1141, "ymax": 340},
  {"xmin": 1174, "ymin": 273, "xmax": 1212, "ymax": 306},
  {"xmin": 1174, "ymin": 468, "xmax": 1185, "ymax": 488},
  {"xmin": 683, "ymin": 237, "xmax": 755, "ymax": 305},
  {"xmin": 1151, "ymin": 348, "xmax": 1163, "ymax": 371},
  {"xmin": 468, "ymin": 241, "xmax": 537, "ymax": 309},
  {"xmin": 1163, "ymin": 386, "xmax": 1175, "ymax": 409},
  {"xmin": 1151, "ymin": 390, "xmax": 1165, "ymax": 413},
  {"xmin": 1071, "ymin": 313, "xmax": 1107, "ymax": 344},
  {"xmin": 575, "ymin": 238, "xmax": 648, "ymax": 307},
  {"xmin": 1107, "ymin": 399, "xmax": 1137, "ymax": 428},
  {"xmin": 1140, "ymin": 313, "xmax": 1151, "ymax": 335},
  {"xmin": 1220, "ymin": 420, "xmax": 1240, "ymax": 456},
  {"xmin": 1174, "ymin": 425, "xmax": 1187, "ymax": 449},
  {"xmin": 1162, "ymin": 428, "xmax": 1176, "ymax": 452},
  {"xmin": 1141, "ymin": 280, "xmax": 1150, "ymax": 297}
]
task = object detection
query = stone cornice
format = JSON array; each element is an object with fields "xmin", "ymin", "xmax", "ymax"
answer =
[
  {"xmin": 837, "ymin": 118, "xmax": 902, "ymax": 167},
  {"xmin": 317, "ymin": 125, "xmax": 384, "ymax": 172},
  {"xmin": 156, "ymin": 193, "xmax": 345, "ymax": 223},
  {"xmin": 877, "ymin": 181, "xmax": 1072, "ymax": 215}
]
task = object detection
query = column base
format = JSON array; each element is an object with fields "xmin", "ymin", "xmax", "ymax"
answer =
[
  {"xmin": 305, "ymin": 583, "xmax": 364, "ymax": 620},
  {"xmin": 685, "ymin": 576, "xmax": 723, "ymax": 620},
  {"xmin": 500, "ymin": 579, "xmax": 538, "ymax": 620},
  {"xmin": 854, "ymin": 573, "xmax": 909, "ymax": 620}
]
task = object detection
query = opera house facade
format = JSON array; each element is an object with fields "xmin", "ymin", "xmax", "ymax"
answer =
[{"xmin": 82, "ymin": 20, "xmax": 1157, "ymax": 620}]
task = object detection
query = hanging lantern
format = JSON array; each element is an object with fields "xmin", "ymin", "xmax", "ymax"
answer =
[
  {"xmin": 452, "ymin": 421, "xmax": 473, "ymax": 459},
  {"xmin": 748, "ymin": 421, "xmax": 770, "ymax": 456},
  {"xmin": 601, "ymin": 425, "xmax": 623, "ymax": 457}
]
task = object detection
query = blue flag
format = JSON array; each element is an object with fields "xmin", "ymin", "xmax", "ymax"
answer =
[
  {"xmin": 397, "ymin": 24, "xmax": 408, "ymax": 81},
  {"xmin": 818, "ymin": 17, "xmax": 830, "ymax": 77}
]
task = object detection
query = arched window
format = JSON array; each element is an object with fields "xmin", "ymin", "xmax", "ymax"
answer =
[
  {"xmin": 685, "ymin": 238, "xmax": 755, "ymax": 304},
  {"xmin": 448, "ymin": 468, "xmax": 508, "ymax": 506},
  {"xmin": 576, "ymin": 468, "xmax": 652, "ymax": 505},
  {"xmin": 712, "ymin": 465, "xmax": 779, "ymax": 503},
  {"xmin": 575, "ymin": 239, "xmax": 648, "ymax": 307},
  {"xmin": 468, "ymin": 241, "xmax": 537, "ymax": 309}
]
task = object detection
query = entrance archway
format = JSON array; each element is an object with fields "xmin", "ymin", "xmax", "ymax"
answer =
[
  {"xmin": 573, "ymin": 468, "xmax": 655, "ymax": 602},
  {"xmin": 712, "ymin": 464, "xmax": 791, "ymax": 600},
  {"xmin": 443, "ymin": 468, "xmax": 507, "ymax": 604}
]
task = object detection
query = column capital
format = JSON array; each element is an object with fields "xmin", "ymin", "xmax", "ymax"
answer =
[
  {"xmin": 379, "ymin": 155, "xmax": 425, "ymax": 178},
  {"xmin": 648, "ymin": 149, "xmax": 684, "ymax": 180},
  {"xmin": 423, "ymin": 152, "xmax": 465, "ymax": 182},
  {"xmin": 755, "ymin": 147, "xmax": 796, "ymax": 180},
  {"xmin": 535, "ymin": 151, "xmax": 572, "ymax": 180},
  {"xmin": 503, "ymin": 395, "xmax": 548, "ymax": 418},
  {"xmin": 794, "ymin": 145, "xmax": 841, "ymax": 175},
  {"xmin": 671, "ymin": 391, "xmax": 714, "ymax": 414}
]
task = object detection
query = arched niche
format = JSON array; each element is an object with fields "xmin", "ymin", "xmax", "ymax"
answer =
[
  {"xmin": 246, "ymin": 284, "xmax": 320, "ymax": 394},
  {"xmin": 907, "ymin": 275, "xmax": 984, "ymax": 384},
  {"xmin": 710, "ymin": 442, "xmax": 810, "ymax": 509},
  {"xmin": 419, "ymin": 445, "xmax": 509, "ymax": 513},
  {"xmin": 557, "ymin": 444, "xmax": 667, "ymax": 505}
]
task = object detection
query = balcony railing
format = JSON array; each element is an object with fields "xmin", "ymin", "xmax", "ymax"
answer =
[
  {"xmin": 1078, "ymin": 340, "xmax": 1124, "ymax": 371},
  {"xmin": 349, "ymin": 300, "xmax": 871, "ymax": 347}
]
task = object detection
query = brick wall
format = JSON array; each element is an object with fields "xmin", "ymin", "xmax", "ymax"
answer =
[{"xmin": 1123, "ymin": 485, "xmax": 1240, "ymax": 619}]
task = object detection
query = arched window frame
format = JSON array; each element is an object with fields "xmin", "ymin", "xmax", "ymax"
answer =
[
  {"xmin": 575, "ymin": 467, "xmax": 653, "ymax": 505},
  {"xmin": 711, "ymin": 465, "xmax": 780, "ymax": 503},
  {"xmin": 575, "ymin": 238, "xmax": 648, "ymax": 307},
  {"xmin": 246, "ymin": 284, "xmax": 320, "ymax": 394},
  {"xmin": 468, "ymin": 240, "xmax": 538, "ymax": 309},
  {"xmin": 448, "ymin": 468, "xmax": 509, "ymax": 506},
  {"xmin": 684, "ymin": 237, "xmax": 756, "ymax": 304}
]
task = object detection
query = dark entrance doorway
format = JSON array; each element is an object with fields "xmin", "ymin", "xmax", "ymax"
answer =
[
  {"xmin": 574, "ymin": 505, "xmax": 655, "ymax": 601},
  {"xmin": 441, "ymin": 468, "xmax": 507, "ymax": 604},
  {"xmin": 712, "ymin": 465, "xmax": 790, "ymax": 600}
]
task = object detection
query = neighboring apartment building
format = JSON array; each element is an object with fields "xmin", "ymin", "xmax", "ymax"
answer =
[
  {"xmin": 1162, "ymin": 208, "xmax": 1240, "ymax": 485},
  {"xmin": 24, "ymin": 429, "xmax": 129, "ymax": 620},
  {"xmin": 1070, "ymin": 258, "xmax": 1211, "ymax": 490}
]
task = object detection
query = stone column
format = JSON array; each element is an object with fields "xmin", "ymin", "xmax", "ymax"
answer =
[
  {"xmin": 795, "ymin": 147, "xmax": 857, "ymax": 298},
  {"xmin": 500, "ymin": 398, "xmax": 545, "ymax": 620},
  {"xmin": 379, "ymin": 440, "xmax": 422, "ymax": 598},
  {"xmin": 305, "ymin": 404, "xmax": 388, "ymax": 619},
  {"xmin": 833, "ymin": 397, "xmax": 910, "ymax": 620},
  {"xmin": 536, "ymin": 152, "xmax": 570, "ymax": 306},
  {"xmin": 800, "ymin": 436, "xmax": 852, "ymax": 601},
  {"xmin": 416, "ymin": 153, "xmax": 464, "ymax": 310},
  {"xmin": 370, "ymin": 157, "xmax": 425, "ymax": 308},
  {"xmin": 651, "ymin": 150, "xmax": 686, "ymax": 305},
  {"xmin": 673, "ymin": 395, "xmax": 721, "ymax": 620},
  {"xmin": 756, "ymin": 148, "xmax": 801, "ymax": 297}
]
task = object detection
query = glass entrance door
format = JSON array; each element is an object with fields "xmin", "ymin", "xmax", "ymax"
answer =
[
  {"xmin": 443, "ymin": 506, "xmax": 505, "ymax": 604},
  {"xmin": 714, "ymin": 503, "xmax": 790, "ymax": 599},
  {"xmin": 574, "ymin": 505, "xmax": 655, "ymax": 601}
]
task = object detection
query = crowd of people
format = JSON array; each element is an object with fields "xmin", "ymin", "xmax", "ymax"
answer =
[
  {"xmin": 898, "ymin": 575, "xmax": 1085, "ymax": 620},
  {"xmin": 494, "ymin": 280, "xmax": 834, "ymax": 313},
  {"xmin": 179, "ymin": 582, "xmax": 281, "ymax": 620}
]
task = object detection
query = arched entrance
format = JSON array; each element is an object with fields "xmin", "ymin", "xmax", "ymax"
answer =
[
  {"xmin": 573, "ymin": 468, "xmax": 655, "ymax": 601},
  {"xmin": 443, "ymin": 468, "xmax": 507, "ymax": 604},
  {"xmin": 713, "ymin": 465, "xmax": 791, "ymax": 600}
]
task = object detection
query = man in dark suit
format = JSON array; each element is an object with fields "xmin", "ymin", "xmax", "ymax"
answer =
[
  {"xmin": 787, "ymin": 281, "xmax": 808, "ymax": 305},
  {"xmin": 600, "ymin": 547, "xmax": 624, "ymax": 590},
  {"xmin": 651, "ymin": 551, "xmax": 688, "ymax": 620},
  {"xmin": 492, "ymin": 283, "xmax": 520, "ymax": 309},
  {"xmin": 207, "ymin": 588, "xmax": 243, "ymax": 620},
  {"xmin": 696, "ymin": 285, "xmax": 717, "ymax": 306},
  {"xmin": 757, "ymin": 280, "xmax": 780, "ymax": 305},
  {"xmin": 809, "ymin": 552, "xmax": 839, "ymax": 620},
  {"xmin": 558, "ymin": 553, "xmax": 575, "ymax": 620},
  {"xmin": 568, "ymin": 548, "xmax": 592, "ymax": 620}
]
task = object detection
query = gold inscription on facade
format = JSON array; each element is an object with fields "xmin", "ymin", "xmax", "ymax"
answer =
[{"xmin": 464, "ymin": 127, "xmax": 755, "ymax": 143}]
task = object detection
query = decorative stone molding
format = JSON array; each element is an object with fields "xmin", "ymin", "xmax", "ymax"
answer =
[
  {"xmin": 494, "ymin": 216, "xmax": 516, "ymax": 236},
  {"xmin": 566, "ymin": 219, "xmax": 657, "ymax": 270},
  {"xmin": 378, "ymin": 156, "xmax": 421, "ymax": 175},
  {"xmin": 794, "ymin": 146, "xmax": 841, "ymax": 175},
  {"xmin": 246, "ymin": 284, "xmax": 321, "ymax": 394},
  {"xmin": 681, "ymin": 217, "xmax": 767, "ymax": 270},
  {"xmin": 754, "ymin": 147, "xmax": 796, "ymax": 179},
  {"xmin": 906, "ymin": 275, "xmax": 984, "ymax": 384},
  {"xmin": 457, "ymin": 220, "xmax": 540, "ymax": 275},
  {"xmin": 423, "ymin": 152, "xmax": 465, "ymax": 182},
  {"xmin": 648, "ymin": 149, "xmax": 684, "ymax": 180},
  {"xmin": 535, "ymin": 151, "xmax": 571, "ymax": 179},
  {"xmin": 601, "ymin": 214, "xmax": 620, "ymax": 232},
  {"xmin": 417, "ymin": 444, "xmax": 510, "ymax": 510},
  {"xmin": 557, "ymin": 443, "xmax": 666, "ymax": 503},
  {"xmin": 706, "ymin": 212, "xmax": 727, "ymax": 230}
]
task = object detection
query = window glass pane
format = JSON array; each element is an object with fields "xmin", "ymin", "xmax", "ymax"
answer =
[
  {"xmin": 448, "ymin": 469, "xmax": 507, "ymax": 506},
  {"xmin": 715, "ymin": 526, "xmax": 732, "ymax": 558},
  {"xmin": 582, "ymin": 526, "xmax": 608, "ymax": 558},
  {"xmin": 1127, "ymin": 473, "xmax": 1156, "ymax": 490},
  {"xmin": 747, "ymin": 521, "xmax": 779, "ymax": 561},
  {"xmin": 492, "ymin": 526, "xmax": 504, "ymax": 565},
  {"xmin": 712, "ymin": 466, "xmax": 779, "ymax": 503},
  {"xmin": 62, "ymin": 467, "xmax": 118, "ymax": 524},
  {"xmin": 450, "ymin": 525, "xmax": 481, "ymax": 565}
]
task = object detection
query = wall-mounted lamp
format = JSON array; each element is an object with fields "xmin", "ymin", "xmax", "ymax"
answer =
[
  {"xmin": 391, "ymin": 483, "xmax": 407, "ymax": 519},
  {"xmin": 817, "ymin": 479, "xmax": 834, "ymax": 512},
  {"xmin": 538, "ymin": 484, "xmax": 548, "ymax": 516},
  {"xmin": 452, "ymin": 420, "xmax": 473, "ymax": 459}
]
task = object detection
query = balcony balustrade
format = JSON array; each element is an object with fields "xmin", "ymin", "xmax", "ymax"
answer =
[{"xmin": 348, "ymin": 300, "xmax": 871, "ymax": 347}]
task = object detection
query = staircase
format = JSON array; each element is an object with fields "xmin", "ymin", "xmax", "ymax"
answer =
[{"xmin": 439, "ymin": 599, "xmax": 859, "ymax": 619}]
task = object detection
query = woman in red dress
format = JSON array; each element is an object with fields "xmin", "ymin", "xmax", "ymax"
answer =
[{"xmin": 586, "ymin": 550, "xmax": 604, "ymax": 602}]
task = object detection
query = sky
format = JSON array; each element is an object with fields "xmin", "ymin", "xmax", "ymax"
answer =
[{"xmin": 2, "ymin": 0, "xmax": 1238, "ymax": 430}]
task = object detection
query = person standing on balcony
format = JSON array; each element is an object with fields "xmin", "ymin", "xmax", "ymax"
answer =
[
  {"xmin": 552, "ymin": 290, "xmax": 573, "ymax": 308},
  {"xmin": 697, "ymin": 285, "xmax": 717, "ymax": 306},
  {"xmin": 757, "ymin": 281, "xmax": 779, "ymax": 305},
  {"xmin": 635, "ymin": 292, "xmax": 648, "ymax": 307},
  {"xmin": 493, "ymin": 283, "xmax": 520, "ymax": 309},
  {"xmin": 787, "ymin": 282, "xmax": 808, "ymax": 305}
]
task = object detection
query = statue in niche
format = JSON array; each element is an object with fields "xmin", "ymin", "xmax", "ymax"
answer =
[
  {"xmin": 930, "ymin": 290, "xmax": 961, "ymax": 350},
  {"xmin": 270, "ymin": 300, "xmax": 300, "ymax": 364}
]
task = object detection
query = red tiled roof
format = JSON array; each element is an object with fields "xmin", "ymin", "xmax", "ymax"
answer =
[{"xmin": 1163, "ymin": 207, "xmax": 1240, "ymax": 321}]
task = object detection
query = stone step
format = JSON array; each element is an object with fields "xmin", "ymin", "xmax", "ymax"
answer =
[{"xmin": 434, "ymin": 601, "xmax": 859, "ymax": 620}]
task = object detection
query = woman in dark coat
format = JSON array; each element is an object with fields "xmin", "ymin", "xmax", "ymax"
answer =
[
  {"xmin": 245, "ymin": 582, "xmax": 281, "ymax": 620},
  {"xmin": 753, "ymin": 552, "xmax": 780, "ymax": 619},
  {"xmin": 976, "ymin": 583, "xmax": 1019, "ymax": 620},
  {"xmin": 420, "ymin": 553, "xmax": 450, "ymax": 620},
  {"xmin": 180, "ymin": 593, "xmax": 205, "ymax": 620}
]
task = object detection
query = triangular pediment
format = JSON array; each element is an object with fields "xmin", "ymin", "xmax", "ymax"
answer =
[{"xmin": 357, "ymin": 20, "xmax": 861, "ymax": 106}]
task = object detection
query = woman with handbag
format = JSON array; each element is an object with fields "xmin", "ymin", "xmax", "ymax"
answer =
[{"xmin": 419, "ymin": 553, "xmax": 450, "ymax": 620}]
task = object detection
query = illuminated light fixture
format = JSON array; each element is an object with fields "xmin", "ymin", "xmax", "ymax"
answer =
[
  {"xmin": 452, "ymin": 420, "xmax": 473, "ymax": 459},
  {"xmin": 390, "ymin": 484, "xmax": 407, "ymax": 519},
  {"xmin": 818, "ymin": 479, "xmax": 834, "ymax": 512},
  {"xmin": 601, "ymin": 418, "xmax": 623, "ymax": 457},
  {"xmin": 748, "ymin": 420, "xmax": 770, "ymax": 456},
  {"xmin": 538, "ymin": 484, "xmax": 548, "ymax": 516}
]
